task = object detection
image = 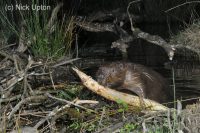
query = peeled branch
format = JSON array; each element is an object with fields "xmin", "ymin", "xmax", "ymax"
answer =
[{"xmin": 72, "ymin": 67, "xmax": 169, "ymax": 111}]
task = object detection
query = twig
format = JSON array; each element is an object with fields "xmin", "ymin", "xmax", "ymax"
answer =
[
  {"xmin": 95, "ymin": 115, "xmax": 136, "ymax": 133},
  {"xmin": 49, "ymin": 71, "xmax": 56, "ymax": 90},
  {"xmin": 36, "ymin": 83, "xmax": 68, "ymax": 91},
  {"xmin": 2, "ymin": 75, "xmax": 24, "ymax": 98},
  {"xmin": 167, "ymin": 109, "xmax": 173, "ymax": 133},
  {"xmin": 75, "ymin": 34, "xmax": 79, "ymax": 58},
  {"xmin": 75, "ymin": 21, "xmax": 115, "ymax": 32},
  {"xmin": 98, "ymin": 107, "xmax": 106, "ymax": 130},
  {"xmin": 46, "ymin": 93, "xmax": 96, "ymax": 113},
  {"xmin": 8, "ymin": 95, "xmax": 48, "ymax": 120},
  {"xmin": 52, "ymin": 58, "xmax": 80, "ymax": 68},
  {"xmin": 0, "ymin": 95, "xmax": 21, "ymax": 103},
  {"xmin": 17, "ymin": 23, "xmax": 28, "ymax": 52},
  {"xmin": 142, "ymin": 121, "xmax": 147, "ymax": 133},
  {"xmin": 34, "ymin": 95, "xmax": 83, "ymax": 129},
  {"xmin": 46, "ymin": 3, "xmax": 63, "ymax": 33},
  {"xmin": 13, "ymin": 54, "xmax": 21, "ymax": 74},
  {"xmin": 165, "ymin": 1, "xmax": 200, "ymax": 13},
  {"xmin": 2, "ymin": 56, "xmax": 34, "ymax": 98},
  {"xmin": 74, "ymin": 99, "xmax": 99, "ymax": 105},
  {"xmin": 0, "ymin": 50, "xmax": 15, "ymax": 61},
  {"xmin": 127, "ymin": 0, "xmax": 141, "ymax": 32},
  {"xmin": 22, "ymin": 75, "xmax": 28, "ymax": 99},
  {"xmin": 0, "ymin": 43, "xmax": 16, "ymax": 50}
]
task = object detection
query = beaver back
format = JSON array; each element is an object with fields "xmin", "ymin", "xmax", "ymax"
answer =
[{"xmin": 96, "ymin": 62, "xmax": 171, "ymax": 103}]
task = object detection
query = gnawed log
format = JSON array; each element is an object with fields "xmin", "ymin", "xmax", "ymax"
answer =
[{"xmin": 72, "ymin": 67, "xmax": 169, "ymax": 111}]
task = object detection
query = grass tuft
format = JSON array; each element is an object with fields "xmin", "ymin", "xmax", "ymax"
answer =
[{"xmin": 0, "ymin": 0, "xmax": 75, "ymax": 60}]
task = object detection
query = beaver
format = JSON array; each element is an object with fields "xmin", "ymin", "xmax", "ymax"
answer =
[{"xmin": 96, "ymin": 62, "xmax": 172, "ymax": 104}]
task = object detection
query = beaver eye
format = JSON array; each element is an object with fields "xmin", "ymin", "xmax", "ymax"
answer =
[
  {"xmin": 112, "ymin": 69, "xmax": 115, "ymax": 73},
  {"xmin": 98, "ymin": 75, "xmax": 103, "ymax": 79}
]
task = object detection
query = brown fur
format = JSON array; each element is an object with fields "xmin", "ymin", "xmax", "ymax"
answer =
[{"xmin": 96, "ymin": 62, "xmax": 171, "ymax": 103}]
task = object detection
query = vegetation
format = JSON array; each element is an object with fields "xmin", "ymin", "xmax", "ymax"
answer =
[
  {"xmin": 57, "ymin": 84, "xmax": 83, "ymax": 100},
  {"xmin": 170, "ymin": 20, "xmax": 200, "ymax": 50},
  {"xmin": 170, "ymin": 19, "xmax": 200, "ymax": 60},
  {"xmin": 0, "ymin": 1, "xmax": 20, "ymax": 43},
  {"xmin": 0, "ymin": 0, "xmax": 75, "ymax": 60}
]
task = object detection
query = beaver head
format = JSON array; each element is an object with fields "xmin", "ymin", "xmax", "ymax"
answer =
[{"xmin": 96, "ymin": 62, "xmax": 126, "ymax": 88}]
